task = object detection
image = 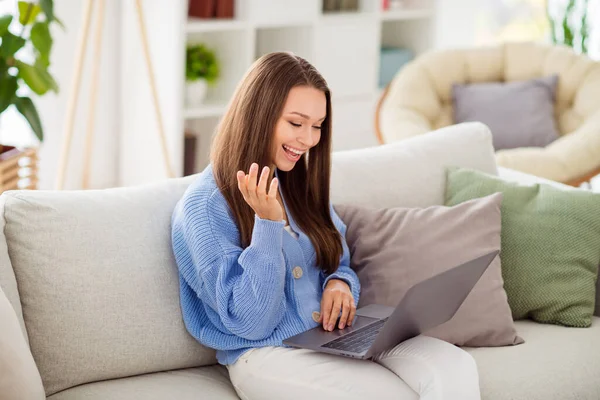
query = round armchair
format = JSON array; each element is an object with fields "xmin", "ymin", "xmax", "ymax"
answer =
[{"xmin": 376, "ymin": 42, "xmax": 600, "ymax": 186}]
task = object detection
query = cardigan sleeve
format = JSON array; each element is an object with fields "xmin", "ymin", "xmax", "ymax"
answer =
[
  {"xmin": 174, "ymin": 188, "xmax": 287, "ymax": 341},
  {"xmin": 322, "ymin": 204, "xmax": 361, "ymax": 306}
]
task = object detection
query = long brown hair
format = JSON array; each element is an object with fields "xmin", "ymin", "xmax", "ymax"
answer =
[{"xmin": 210, "ymin": 52, "xmax": 342, "ymax": 275}]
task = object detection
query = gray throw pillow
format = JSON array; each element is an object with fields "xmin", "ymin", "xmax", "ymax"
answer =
[
  {"xmin": 452, "ymin": 75, "xmax": 560, "ymax": 151},
  {"xmin": 335, "ymin": 193, "xmax": 523, "ymax": 347}
]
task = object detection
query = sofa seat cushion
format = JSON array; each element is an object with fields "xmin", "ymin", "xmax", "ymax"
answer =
[
  {"xmin": 47, "ymin": 365, "xmax": 239, "ymax": 400},
  {"xmin": 467, "ymin": 317, "xmax": 600, "ymax": 400}
]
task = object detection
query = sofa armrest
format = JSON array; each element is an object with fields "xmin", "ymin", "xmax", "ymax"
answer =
[
  {"xmin": 495, "ymin": 110, "xmax": 600, "ymax": 183},
  {"xmin": 0, "ymin": 195, "xmax": 27, "ymax": 343},
  {"xmin": 379, "ymin": 62, "xmax": 438, "ymax": 143}
]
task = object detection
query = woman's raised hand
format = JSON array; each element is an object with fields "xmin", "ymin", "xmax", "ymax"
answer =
[{"xmin": 237, "ymin": 163, "xmax": 283, "ymax": 222}]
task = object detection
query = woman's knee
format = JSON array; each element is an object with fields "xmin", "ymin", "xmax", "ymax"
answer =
[
  {"xmin": 423, "ymin": 336, "xmax": 478, "ymax": 377},
  {"xmin": 375, "ymin": 336, "xmax": 480, "ymax": 399}
]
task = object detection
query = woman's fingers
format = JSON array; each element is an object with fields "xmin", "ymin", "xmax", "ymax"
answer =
[
  {"xmin": 338, "ymin": 299, "xmax": 351, "ymax": 329},
  {"xmin": 267, "ymin": 176, "xmax": 278, "ymax": 199},
  {"xmin": 236, "ymin": 163, "xmax": 282, "ymax": 221},
  {"xmin": 320, "ymin": 293, "xmax": 333, "ymax": 331},
  {"xmin": 237, "ymin": 170, "xmax": 248, "ymax": 199},
  {"xmin": 347, "ymin": 299, "xmax": 356, "ymax": 326},
  {"xmin": 327, "ymin": 297, "xmax": 342, "ymax": 331},
  {"xmin": 257, "ymin": 166, "xmax": 269, "ymax": 196},
  {"xmin": 247, "ymin": 163, "xmax": 258, "ymax": 195}
]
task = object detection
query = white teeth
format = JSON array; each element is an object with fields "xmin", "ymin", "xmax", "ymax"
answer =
[{"xmin": 283, "ymin": 145, "xmax": 303, "ymax": 155}]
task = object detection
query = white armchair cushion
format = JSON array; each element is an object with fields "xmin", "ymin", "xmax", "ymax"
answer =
[{"xmin": 380, "ymin": 42, "xmax": 600, "ymax": 183}]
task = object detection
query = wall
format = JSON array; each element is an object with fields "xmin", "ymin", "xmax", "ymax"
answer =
[
  {"xmin": 119, "ymin": 0, "xmax": 187, "ymax": 186},
  {"xmin": 434, "ymin": 0, "xmax": 480, "ymax": 49},
  {"xmin": 36, "ymin": 0, "xmax": 120, "ymax": 190}
]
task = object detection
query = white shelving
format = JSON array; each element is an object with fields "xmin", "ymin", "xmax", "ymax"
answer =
[
  {"xmin": 381, "ymin": 8, "xmax": 434, "ymax": 20},
  {"xmin": 119, "ymin": 0, "xmax": 437, "ymax": 186},
  {"xmin": 186, "ymin": 18, "xmax": 248, "ymax": 33},
  {"xmin": 183, "ymin": 103, "xmax": 228, "ymax": 119}
]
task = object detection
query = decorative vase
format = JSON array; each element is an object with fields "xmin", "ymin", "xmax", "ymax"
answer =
[{"xmin": 185, "ymin": 79, "xmax": 208, "ymax": 107}]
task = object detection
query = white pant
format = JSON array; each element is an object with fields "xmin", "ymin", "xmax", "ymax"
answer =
[{"xmin": 227, "ymin": 335, "xmax": 481, "ymax": 400}]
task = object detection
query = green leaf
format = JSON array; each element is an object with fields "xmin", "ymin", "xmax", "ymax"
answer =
[
  {"xmin": 39, "ymin": 0, "xmax": 54, "ymax": 22},
  {"xmin": 0, "ymin": 32, "xmax": 26, "ymax": 58},
  {"xmin": 0, "ymin": 74, "xmax": 18, "ymax": 114},
  {"xmin": 16, "ymin": 60, "xmax": 58, "ymax": 95},
  {"xmin": 18, "ymin": 2, "xmax": 41, "ymax": 25},
  {"xmin": 14, "ymin": 96, "xmax": 43, "ymax": 141},
  {"xmin": 31, "ymin": 21, "xmax": 52, "ymax": 62},
  {"xmin": 53, "ymin": 16, "xmax": 65, "ymax": 30},
  {"xmin": 0, "ymin": 15, "xmax": 12, "ymax": 36}
]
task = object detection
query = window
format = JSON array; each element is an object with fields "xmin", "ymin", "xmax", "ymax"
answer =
[
  {"xmin": 475, "ymin": 0, "xmax": 550, "ymax": 46},
  {"xmin": 475, "ymin": 0, "xmax": 598, "ymax": 60},
  {"xmin": 0, "ymin": 1, "xmax": 38, "ymax": 148}
]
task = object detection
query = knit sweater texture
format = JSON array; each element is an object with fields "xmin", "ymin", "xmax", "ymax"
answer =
[{"xmin": 171, "ymin": 164, "xmax": 361, "ymax": 365}]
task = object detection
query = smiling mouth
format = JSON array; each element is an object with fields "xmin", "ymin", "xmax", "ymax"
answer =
[{"xmin": 283, "ymin": 145, "xmax": 304, "ymax": 161}]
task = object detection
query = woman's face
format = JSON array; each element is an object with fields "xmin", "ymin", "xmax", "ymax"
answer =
[{"xmin": 272, "ymin": 85, "xmax": 326, "ymax": 172}]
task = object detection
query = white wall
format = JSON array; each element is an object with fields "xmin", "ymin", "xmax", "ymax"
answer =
[
  {"xmin": 433, "ymin": 0, "xmax": 479, "ymax": 49},
  {"xmin": 36, "ymin": 0, "xmax": 120, "ymax": 190},
  {"xmin": 119, "ymin": 0, "xmax": 187, "ymax": 186}
]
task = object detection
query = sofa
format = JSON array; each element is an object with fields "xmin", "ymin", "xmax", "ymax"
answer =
[
  {"xmin": 1, "ymin": 122, "xmax": 599, "ymax": 400},
  {"xmin": 375, "ymin": 42, "xmax": 600, "ymax": 186}
]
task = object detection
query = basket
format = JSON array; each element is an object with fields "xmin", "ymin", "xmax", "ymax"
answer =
[{"xmin": 0, "ymin": 146, "xmax": 38, "ymax": 192}]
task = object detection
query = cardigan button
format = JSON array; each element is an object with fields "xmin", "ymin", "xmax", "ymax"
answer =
[
  {"xmin": 293, "ymin": 266, "xmax": 303, "ymax": 279},
  {"xmin": 312, "ymin": 311, "xmax": 321, "ymax": 323}
]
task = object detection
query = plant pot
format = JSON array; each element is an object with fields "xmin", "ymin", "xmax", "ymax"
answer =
[
  {"xmin": 185, "ymin": 79, "xmax": 208, "ymax": 108},
  {"xmin": 0, "ymin": 145, "xmax": 38, "ymax": 193}
]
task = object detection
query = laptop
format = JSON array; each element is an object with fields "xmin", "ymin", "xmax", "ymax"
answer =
[{"xmin": 283, "ymin": 250, "xmax": 498, "ymax": 360}]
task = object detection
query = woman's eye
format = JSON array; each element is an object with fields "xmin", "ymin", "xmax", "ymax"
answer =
[
  {"xmin": 313, "ymin": 126, "xmax": 322, "ymax": 130},
  {"xmin": 289, "ymin": 122, "xmax": 301, "ymax": 127}
]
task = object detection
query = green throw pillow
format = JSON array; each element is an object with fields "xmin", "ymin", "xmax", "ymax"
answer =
[{"xmin": 445, "ymin": 167, "xmax": 600, "ymax": 327}]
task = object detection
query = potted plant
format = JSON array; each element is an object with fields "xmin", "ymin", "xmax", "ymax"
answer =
[
  {"xmin": 0, "ymin": 0, "xmax": 62, "ymax": 191},
  {"xmin": 547, "ymin": 0, "xmax": 590, "ymax": 54},
  {"xmin": 185, "ymin": 43, "xmax": 219, "ymax": 107}
]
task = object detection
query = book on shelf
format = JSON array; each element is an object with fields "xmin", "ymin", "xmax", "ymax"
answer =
[{"xmin": 188, "ymin": 0, "xmax": 234, "ymax": 19}]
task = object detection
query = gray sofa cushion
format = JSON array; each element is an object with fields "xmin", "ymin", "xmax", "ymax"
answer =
[
  {"xmin": 47, "ymin": 365, "xmax": 238, "ymax": 400},
  {"xmin": 1, "ymin": 176, "xmax": 217, "ymax": 397},
  {"xmin": 468, "ymin": 317, "xmax": 600, "ymax": 400}
]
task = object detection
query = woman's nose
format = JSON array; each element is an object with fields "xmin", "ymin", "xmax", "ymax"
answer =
[{"xmin": 298, "ymin": 126, "xmax": 315, "ymax": 147}]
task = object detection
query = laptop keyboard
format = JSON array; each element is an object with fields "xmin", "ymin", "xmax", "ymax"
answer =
[{"xmin": 322, "ymin": 319, "xmax": 386, "ymax": 354}]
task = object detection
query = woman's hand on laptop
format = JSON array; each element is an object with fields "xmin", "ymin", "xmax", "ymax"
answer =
[{"xmin": 320, "ymin": 279, "xmax": 356, "ymax": 331}]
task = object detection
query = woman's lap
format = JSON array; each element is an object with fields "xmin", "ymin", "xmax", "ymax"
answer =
[
  {"xmin": 227, "ymin": 345, "xmax": 418, "ymax": 400},
  {"xmin": 227, "ymin": 335, "xmax": 480, "ymax": 400}
]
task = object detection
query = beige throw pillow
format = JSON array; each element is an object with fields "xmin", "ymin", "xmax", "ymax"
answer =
[{"xmin": 335, "ymin": 193, "xmax": 523, "ymax": 347}]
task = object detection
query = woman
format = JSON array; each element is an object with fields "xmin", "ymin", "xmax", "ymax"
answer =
[{"xmin": 171, "ymin": 52, "xmax": 480, "ymax": 400}]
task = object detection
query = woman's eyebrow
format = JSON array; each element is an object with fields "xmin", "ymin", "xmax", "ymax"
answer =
[{"xmin": 289, "ymin": 111, "xmax": 326, "ymax": 121}]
